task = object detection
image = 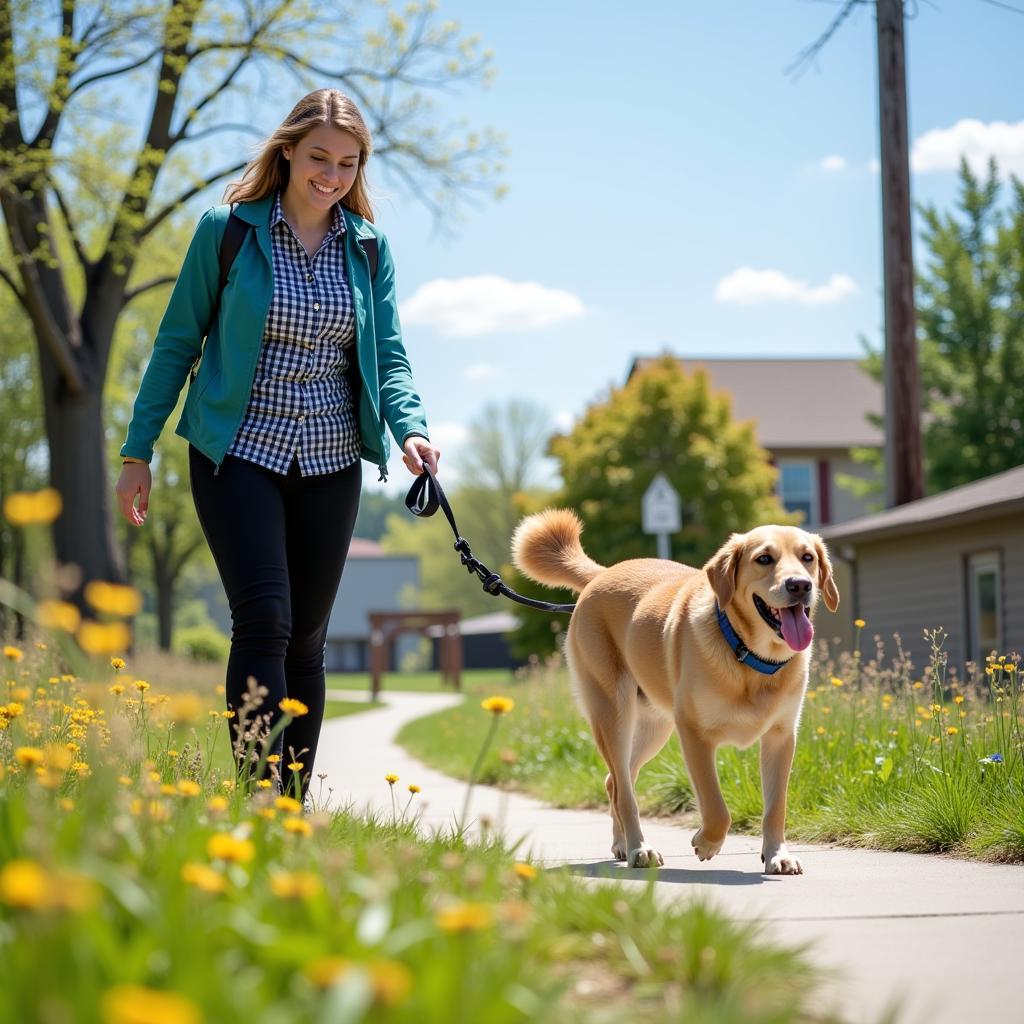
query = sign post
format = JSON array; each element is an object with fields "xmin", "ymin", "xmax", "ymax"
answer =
[{"xmin": 641, "ymin": 473, "xmax": 681, "ymax": 560}]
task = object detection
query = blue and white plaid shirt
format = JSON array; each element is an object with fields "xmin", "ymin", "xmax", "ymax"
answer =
[{"xmin": 226, "ymin": 192, "xmax": 361, "ymax": 476}]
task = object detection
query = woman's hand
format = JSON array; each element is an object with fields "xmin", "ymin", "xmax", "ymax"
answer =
[
  {"xmin": 402, "ymin": 436, "xmax": 441, "ymax": 476},
  {"xmin": 115, "ymin": 463, "xmax": 152, "ymax": 527}
]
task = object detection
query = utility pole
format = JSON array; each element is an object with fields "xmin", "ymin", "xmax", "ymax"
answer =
[{"xmin": 876, "ymin": 0, "xmax": 924, "ymax": 506}]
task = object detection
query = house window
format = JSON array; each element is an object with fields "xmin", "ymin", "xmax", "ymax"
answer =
[
  {"xmin": 777, "ymin": 461, "xmax": 817, "ymax": 525},
  {"xmin": 967, "ymin": 552, "xmax": 1002, "ymax": 661}
]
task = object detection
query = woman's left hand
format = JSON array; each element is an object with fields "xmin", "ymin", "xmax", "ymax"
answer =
[{"xmin": 402, "ymin": 436, "xmax": 441, "ymax": 476}]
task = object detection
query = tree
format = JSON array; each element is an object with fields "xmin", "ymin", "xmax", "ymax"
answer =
[
  {"xmin": 0, "ymin": 0, "xmax": 503, "ymax": 601},
  {"xmin": 843, "ymin": 159, "xmax": 1024, "ymax": 499},
  {"xmin": 510, "ymin": 357, "xmax": 792, "ymax": 657}
]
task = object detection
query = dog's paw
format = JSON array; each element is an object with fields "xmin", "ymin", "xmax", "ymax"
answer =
[
  {"xmin": 762, "ymin": 847, "xmax": 803, "ymax": 875},
  {"xmin": 611, "ymin": 840, "xmax": 628, "ymax": 862},
  {"xmin": 627, "ymin": 846, "xmax": 664, "ymax": 869},
  {"xmin": 691, "ymin": 828, "xmax": 726, "ymax": 862}
]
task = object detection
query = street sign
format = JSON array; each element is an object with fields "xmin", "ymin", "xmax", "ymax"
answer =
[{"xmin": 642, "ymin": 473, "xmax": 681, "ymax": 559}]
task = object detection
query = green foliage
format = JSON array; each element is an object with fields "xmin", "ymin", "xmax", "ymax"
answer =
[
  {"xmin": 173, "ymin": 623, "xmax": 231, "ymax": 664},
  {"xmin": 512, "ymin": 358, "xmax": 790, "ymax": 658},
  {"xmin": 355, "ymin": 491, "xmax": 414, "ymax": 542}
]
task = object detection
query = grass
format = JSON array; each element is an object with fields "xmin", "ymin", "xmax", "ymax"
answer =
[
  {"xmin": 0, "ymin": 637, "xmax": 838, "ymax": 1024},
  {"xmin": 398, "ymin": 628, "xmax": 1024, "ymax": 863},
  {"xmin": 326, "ymin": 668, "xmax": 514, "ymax": 695}
]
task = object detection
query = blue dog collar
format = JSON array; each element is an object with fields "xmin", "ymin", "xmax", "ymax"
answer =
[{"xmin": 716, "ymin": 604, "xmax": 792, "ymax": 676}]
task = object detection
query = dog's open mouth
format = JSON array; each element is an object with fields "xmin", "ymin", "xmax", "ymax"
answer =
[{"xmin": 753, "ymin": 594, "xmax": 814, "ymax": 652}]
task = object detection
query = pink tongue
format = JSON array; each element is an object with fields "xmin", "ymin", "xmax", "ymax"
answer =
[{"xmin": 779, "ymin": 605, "xmax": 814, "ymax": 651}]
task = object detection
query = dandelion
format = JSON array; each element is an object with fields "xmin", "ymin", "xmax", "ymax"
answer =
[
  {"xmin": 110, "ymin": 657, "xmax": 126, "ymax": 672},
  {"xmin": 3, "ymin": 488, "xmax": 62, "ymax": 526},
  {"xmin": 946, "ymin": 727, "xmax": 959, "ymax": 736},
  {"xmin": 206, "ymin": 833, "xmax": 255, "ymax": 864},
  {"xmin": 109, "ymin": 684, "xmax": 125, "ymax": 696},
  {"xmin": 77, "ymin": 621, "xmax": 132, "ymax": 656},
  {"xmin": 222, "ymin": 710, "xmax": 235, "ymax": 720},
  {"xmin": 176, "ymin": 780, "xmax": 201, "ymax": 797},
  {"xmin": 267, "ymin": 754, "xmax": 281, "ymax": 765},
  {"xmin": 815, "ymin": 726, "xmax": 827, "ymax": 736},
  {"xmin": 134, "ymin": 680, "xmax": 150, "ymax": 693},
  {"xmin": 283, "ymin": 817, "xmax": 312, "ymax": 837},
  {"xmin": 436, "ymin": 901, "xmax": 493, "ymax": 933},
  {"xmin": 830, "ymin": 676, "xmax": 843, "ymax": 687},
  {"xmin": 481, "ymin": 695, "xmax": 514, "ymax": 715},
  {"xmin": 0, "ymin": 859, "xmax": 49, "ymax": 909},
  {"xmin": 854, "ymin": 618, "xmax": 866, "ymax": 628},
  {"xmin": 385, "ymin": 773, "xmax": 399, "ymax": 785},
  {"xmin": 101, "ymin": 985, "xmax": 201, "ymax": 1024},
  {"xmin": 270, "ymin": 870, "xmax": 321, "ymax": 899},
  {"xmin": 206, "ymin": 796, "xmax": 228, "ymax": 814},
  {"xmin": 274, "ymin": 796, "xmax": 302, "ymax": 814},
  {"xmin": 303, "ymin": 956, "xmax": 352, "ymax": 989},
  {"xmin": 408, "ymin": 783, "xmax": 421, "ymax": 794},
  {"xmin": 15, "ymin": 747, "xmax": 44, "ymax": 768},
  {"xmin": 181, "ymin": 862, "xmax": 227, "ymax": 894},
  {"xmin": 256, "ymin": 779, "xmax": 273, "ymax": 790},
  {"xmin": 3, "ymin": 645, "xmax": 23, "ymax": 662},
  {"xmin": 954, "ymin": 695, "xmax": 965, "ymax": 704},
  {"xmin": 279, "ymin": 697, "xmax": 309, "ymax": 717},
  {"xmin": 84, "ymin": 580, "xmax": 142, "ymax": 617},
  {"xmin": 912, "ymin": 681, "xmax": 923, "ymax": 690},
  {"xmin": 513, "ymin": 862, "xmax": 537, "ymax": 880},
  {"xmin": 287, "ymin": 761, "xmax": 303, "ymax": 772}
]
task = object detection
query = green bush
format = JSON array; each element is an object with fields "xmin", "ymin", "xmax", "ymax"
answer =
[{"xmin": 174, "ymin": 623, "xmax": 231, "ymax": 663}]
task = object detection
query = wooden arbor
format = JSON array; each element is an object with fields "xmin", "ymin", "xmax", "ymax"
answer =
[{"xmin": 367, "ymin": 610, "xmax": 462, "ymax": 698}]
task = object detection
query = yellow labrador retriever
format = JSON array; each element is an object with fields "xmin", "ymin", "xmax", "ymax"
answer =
[{"xmin": 512, "ymin": 512, "xmax": 839, "ymax": 874}]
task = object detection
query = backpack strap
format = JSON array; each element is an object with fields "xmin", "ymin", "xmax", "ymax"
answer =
[
  {"xmin": 192, "ymin": 209, "xmax": 250, "ymax": 381},
  {"xmin": 359, "ymin": 236, "xmax": 378, "ymax": 282}
]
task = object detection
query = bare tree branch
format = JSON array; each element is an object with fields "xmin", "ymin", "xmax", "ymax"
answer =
[
  {"xmin": 171, "ymin": 51, "xmax": 251, "ymax": 144},
  {"xmin": 0, "ymin": 264, "xmax": 30, "ymax": 314},
  {"xmin": 786, "ymin": 0, "xmax": 870, "ymax": 78},
  {"xmin": 981, "ymin": 0, "xmax": 1024, "ymax": 13},
  {"xmin": 139, "ymin": 160, "xmax": 248, "ymax": 240},
  {"xmin": 176, "ymin": 122, "xmax": 264, "ymax": 144},
  {"xmin": 66, "ymin": 47, "xmax": 163, "ymax": 99},
  {"xmin": 30, "ymin": 0, "xmax": 80, "ymax": 148},
  {"xmin": 124, "ymin": 275, "xmax": 177, "ymax": 303}
]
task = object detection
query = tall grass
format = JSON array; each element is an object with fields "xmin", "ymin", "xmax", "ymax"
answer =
[
  {"xmin": 0, "ymin": 636, "xmax": 836, "ymax": 1024},
  {"xmin": 398, "ymin": 628, "xmax": 1024, "ymax": 862}
]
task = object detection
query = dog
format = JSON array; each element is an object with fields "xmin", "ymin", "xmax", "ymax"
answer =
[{"xmin": 511, "ymin": 512, "xmax": 839, "ymax": 874}]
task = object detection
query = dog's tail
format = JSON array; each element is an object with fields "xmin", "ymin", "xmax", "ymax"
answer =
[{"xmin": 511, "ymin": 509, "xmax": 605, "ymax": 593}]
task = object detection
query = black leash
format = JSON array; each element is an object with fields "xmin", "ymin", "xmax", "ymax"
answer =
[{"xmin": 405, "ymin": 466, "xmax": 576, "ymax": 614}]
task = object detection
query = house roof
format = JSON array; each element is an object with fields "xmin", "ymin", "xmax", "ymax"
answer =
[
  {"xmin": 628, "ymin": 355, "xmax": 883, "ymax": 449},
  {"xmin": 425, "ymin": 611, "xmax": 521, "ymax": 637},
  {"xmin": 819, "ymin": 464, "xmax": 1024, "ymax": 546}
]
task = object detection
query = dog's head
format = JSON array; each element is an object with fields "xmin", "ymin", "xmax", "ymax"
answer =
[{"xmin": 703, "ymin": 526, "xmax": 840, "ymax": 653}]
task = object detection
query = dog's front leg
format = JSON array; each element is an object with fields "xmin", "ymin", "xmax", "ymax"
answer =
[
  {"xmin": 759, "ymin": 725, "xmax": 803, "ymax": 875},
  {"xmin": 677, "ymin": 722, "xmax": 731, "ymax": 862}
]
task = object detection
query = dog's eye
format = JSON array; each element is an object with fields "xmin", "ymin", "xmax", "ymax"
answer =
[
  {"xmin": 755, "ymin": 554, "xmax": 773, "ymax": 565},
  {"xmin": 801, "ymin": 552, "xmax": 815, "ymax": 563}
]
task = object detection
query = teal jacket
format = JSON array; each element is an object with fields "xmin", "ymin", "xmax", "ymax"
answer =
[{"xmin": 120, "ymin": 194, "xmax": 429, "ymax": 481}]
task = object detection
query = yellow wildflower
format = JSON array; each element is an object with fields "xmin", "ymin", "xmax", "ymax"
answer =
[
  {"xmin": 481, "ymin": 695, "xmax": 514, "ymax": 715},
  {"xmin": 206, "ymin": 796, "xmax": 228, "ymax": 815},
  {"xmin": 816, "ymin": 726, "xmax": 827, "ymax": 736},
  {"xmin": 221, "ymin": 710, "xmax": 235, "ymax": 720},
  {"xmin": 436, "ymin": 901, "xmax": 493, "ymax": 933},
  {"xmin": 946, "ymin": 726, "xmax": 959, "ymax": 736},
  {"xmin": 3, "ymin": 645, "xmax": 23, "ymax": 662},
  {"xmin": 78, "ymin": 621, "xmax": 131, "ymax": 656},
  {"xmin": 3, "ymin": 488, "xmax": 62, "ymax": 526},
  {"xmin": 279, "ymin": 697, "xmax": 309, "ymax": 717},
  {"xmin": 83, "ymin": 581, "xmax": 142, "ymax": 617},
  {"xmin": 109, "ymin": 684, "xmax": 125, "ymax": 696},
  {"xmin": 270, "ymin": 870, "xmax": 321, "ymax": 900},
  {"xmin": 37, "ymin": 601, "xmax": 81, "ymax": 633},
  {"xmin": 287, "ymin": 761, "xmax": 303, "ymax": 772},
  {"xmin": 266, "ymin": 754, "xmax": 281, "ymax": 764},
  {"xmin": 513, "ymin": 862, "xmax": 537, "ymax": 880},
  {"xmin": 15, "ymin": 747, "xmax": 44, "ymax": 768},
  {"xmin": 0, "ymin": 859, "xmax": 49, "ymax": 909},
  {"xmin": 101, "ymin": 985, "xmax": 201, "ymax": 1024},
  {"xmin": 134, "ymin": 680, "xmax": 150, "ymax": 693},
  {"xmin": 830, "ymin": 677, "xmax": 843, "ymax": 687},
  {"xmin": 385, "ymin": 773, "xmax": 399, "ymax": 785},
  {"xmin": 854, "ymin": 618, "xmax": 866, "ymax": 628},
  {"xmin": 255, "ymin": 779, "xmax": 273, "ymax": 790},
  {"xmin": 110, "ymin": 657, "xmax": 126, "ymax": 672},
  {"xmin": 181, "ymin": 862, "xmax": 227, "ymax": 894},
  {"xmin": 176, "ymin": 780, "xmax": 201, "ymax": 797},
  {"xmin": 274, "ymin": 796, "xmax": 302, "ymax": 814},
  {"xmin": 302, "ymin": 958, "xmax": 412, "ymax": 1006},
  {"xmin": 408, "ymin": 784, "xmax": 421, "ymax": 794},
  {"xmin": 206, "ymin": 833, "xmax": 255, "ymax": 865},
  {"xmin": 954, "ymin": 695, "xmax": 965, "ymax": 704},
  {"xmin": 283, "ymin": 817, "xmax": 312, "ymax": 837}
]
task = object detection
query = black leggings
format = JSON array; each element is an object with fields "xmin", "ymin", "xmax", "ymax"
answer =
[{"xmin": 188, "ymin": 445, "xmax": 361, "ymax": 799}]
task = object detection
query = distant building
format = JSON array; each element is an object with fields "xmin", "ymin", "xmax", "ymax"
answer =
[
  {"xmin": 428, "ymin": 610, "xmax": 525, "ymax": 671},
  {"xmin": 628, "ymin": 356, "xmax": 883, "ymax": 528},
  {"xmin": 819, "ymin": 465, "xmax": 1024, "ymax": 671}
]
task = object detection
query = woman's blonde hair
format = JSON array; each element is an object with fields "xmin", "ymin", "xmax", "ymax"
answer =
[{"xmin": 224, "ymin": 89, "xmax": 374, "ymax": 220}]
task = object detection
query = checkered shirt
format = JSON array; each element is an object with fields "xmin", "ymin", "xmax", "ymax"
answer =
[{"xmin": 226, "ymin": 191, "xmax": 361, "ymax": 476}]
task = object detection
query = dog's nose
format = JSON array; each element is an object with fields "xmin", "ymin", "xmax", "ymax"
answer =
[{"xmin": 785, "ymin": 577, "xmax": 813, "ymax": 597}]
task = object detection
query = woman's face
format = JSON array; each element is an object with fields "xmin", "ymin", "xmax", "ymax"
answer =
[{"xmin": 282, "ymin": 123, "xmax": 362, "ymax": 213}]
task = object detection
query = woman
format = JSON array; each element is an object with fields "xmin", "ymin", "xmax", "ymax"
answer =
[{"xmin": 115, "ymin": 89, "xmax": 439, "ymax": 800}]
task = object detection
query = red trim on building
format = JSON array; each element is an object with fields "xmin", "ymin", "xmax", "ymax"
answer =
[{"xmin": 817, "ymin": 460, "xmax": 831, "ymax": 525}]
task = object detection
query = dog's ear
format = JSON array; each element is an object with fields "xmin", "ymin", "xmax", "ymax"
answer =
[
  {"xmin": 813, "ymin": 536, "xmax": 840, "ymax": 612},
  {"xmin": 704, "ymin": 535, "xmax": 743, "ymax": 608}
]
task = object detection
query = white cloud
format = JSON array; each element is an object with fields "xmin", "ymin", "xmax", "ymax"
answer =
[
  {"xmin": 820, "ymin": 155, "xmax": 846, "ymax": 172},
  {"xmin": 868, "ymin": 157, "xmax": 880, "ymax": 175},
  {"xmin": 554, "ymin": 410, "xmax": 575, "ymax": 433},
  {"xmin": 400, "ymin": 275, "xmax": 585, "ymax": 337},
  {"xmin": 911, "ymin": 118, "xmax": 1024, "ymax": 177},
  {"xmin": 464, "ymin": 364, "xmax": 495, "ymax": 381},
  {"xmin": 428, "ymin": 422, "xmax": 469, "ymax": 449},
  {"xmin": 715, "ymin": 268, "xmax": 857, "ymax": 306}
]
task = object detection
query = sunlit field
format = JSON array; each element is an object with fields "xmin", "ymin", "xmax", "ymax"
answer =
[{"xmin": 399, "ymin": 626, "xmax": 1024, "ymax": 863}]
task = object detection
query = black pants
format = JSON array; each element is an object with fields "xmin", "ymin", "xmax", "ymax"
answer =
[{"xmin": 189, "ymin": 445, "xmax": 361, "ymax": 799}]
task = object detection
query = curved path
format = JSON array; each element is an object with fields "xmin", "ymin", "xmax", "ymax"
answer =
[{"xmin": 317, "ymin": 690, "xmax": 1021, "ymax": 1024}]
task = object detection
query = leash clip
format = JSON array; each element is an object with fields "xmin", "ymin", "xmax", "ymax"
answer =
[{"xmin": 734, "ymin": 643, "xmax": 751, "ymax": 664}]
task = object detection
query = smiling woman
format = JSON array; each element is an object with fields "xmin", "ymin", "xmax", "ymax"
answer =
[{"xmin": 115, "ymin": 89, "xmax": 441, "ymax": 803}]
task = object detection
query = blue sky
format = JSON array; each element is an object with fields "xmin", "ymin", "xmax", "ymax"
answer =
[{"xmin": 354, "ymin": 0, "xmax": 1024, "ymax": 489}]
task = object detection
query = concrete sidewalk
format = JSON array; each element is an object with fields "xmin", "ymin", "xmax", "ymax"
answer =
[{"xmin": 316, "ymin": 690, "xmax": 1022, "ymax": 1024}]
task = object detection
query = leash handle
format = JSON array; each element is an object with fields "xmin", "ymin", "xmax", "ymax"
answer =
[{"xmin": 405, "ymin": 466, "xmax": 576, "ymax": 614}]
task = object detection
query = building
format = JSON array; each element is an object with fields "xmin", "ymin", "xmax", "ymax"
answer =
[
  {"xmin": 629, "ymin": 356, "xmax": 883, "ymax": 528},
  {"xmin": 819, "ymin": 465, "xmax": 1024, "ymax": 672}
]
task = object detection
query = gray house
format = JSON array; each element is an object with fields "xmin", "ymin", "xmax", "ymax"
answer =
[
  {"xmin": 629, "ymin": 356, "xmax": 882, "ymax": 528},
  {"xmin": 819, "ymin": 465, "xmax": 1024, "ymax": 672}
]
